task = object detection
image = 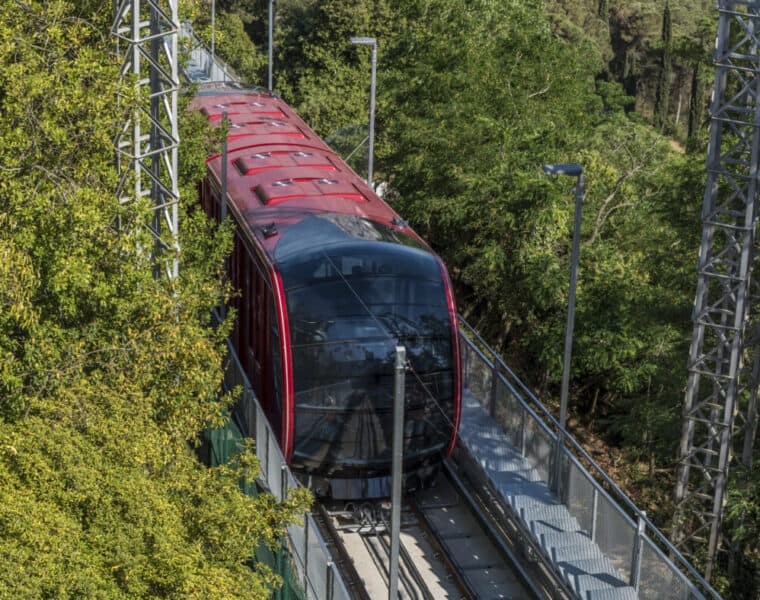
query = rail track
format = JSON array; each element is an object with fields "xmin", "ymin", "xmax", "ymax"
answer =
[{"xmin": 313, "ymin": 461, "xmax": 538, "ymax": 599}]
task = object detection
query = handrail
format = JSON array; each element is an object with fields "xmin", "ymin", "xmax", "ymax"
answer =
[
  {"xmin": 457, "ymin": 315, "xmax": 721, "ymax": 599},
  {"xmin": 179, "ymin": 21, "xmax": 240, "ymax": 83}
]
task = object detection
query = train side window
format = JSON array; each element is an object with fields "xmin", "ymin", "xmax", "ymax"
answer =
[
  {"xmin": 245, "ymin": 252, "xmax": 255, "ymax": 373},
  {"xmin": 240, "ymin": 248, "xmax": 252, "ymax": 374},
  {"xmin": 270, "ymin": 296, "xmax": 283, "ymax": 419},
  {"xmin": 231, "ymin": 232, "xmax": 243, "ymax": 351}
]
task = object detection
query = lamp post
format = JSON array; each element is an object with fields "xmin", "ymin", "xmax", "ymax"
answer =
[
  {"xmin": 268, "ymin": 0, "xmax": 274, "ymax": 91},
  {"xmin": 210, "ymin": 0, "xmax": 215, "ymax": 62},
  {"xmin": 349, "ymin": 36, "xmax": 377, "ymax": 187},
  {"xmin": 542, "ymin": 163, "xmax": 584, "ymax": 438},
  {"xmin": 389, "ymin": 346, "xmax": 406, "ymax": 600}
]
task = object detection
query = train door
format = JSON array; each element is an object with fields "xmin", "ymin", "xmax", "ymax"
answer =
[
  {"xmin": 269, "ymin": 294, "xmax": 284, "ymax": 442},
  {"xmin": 232, "ymin": 232, "xmax": 247, "ymax": 358},
  {"xmin": 241, "ymin": 248, "xmax": 255, "ymax": 378},
  {"xmin": 252, "ymin": 268, "xmax": 266, "ymax": 400}
]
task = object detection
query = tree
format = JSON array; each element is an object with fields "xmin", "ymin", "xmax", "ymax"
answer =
[
  {"xmin": 379, "ymin": 0, "xmax": 700, "ymax": 507},
  {"xmin": 654, "ymin": 1, "xmax": 673, "ymax": 130},
  {"xmin": 598, "ymin": 0, "xmax": 608, "ymax": 19},
  {"xmin": 0, "ymin": 1, "xmax": 309, "ymax": 596},
  {"xmin": 269, "ymin": 0, "xmax": 393, "ymax": 136}
]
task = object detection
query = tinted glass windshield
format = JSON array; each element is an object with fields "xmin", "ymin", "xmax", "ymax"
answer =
[{"xmin": 279, "ymin": 240, "xmax": 455, "ymax": 477}]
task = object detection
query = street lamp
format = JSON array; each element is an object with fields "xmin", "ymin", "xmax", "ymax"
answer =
[
  {"xmin": 542, "ymin": 163, "xmax": 584, "ymax": 437},
  {"xmin": 268, "ymin": 0, "xmax": 274, "ymax": 91},
  {"xmin": 350, "ymin": 36, "xmax": 377, "ymax": 187},
  {"xmin": 211, "ymin": 0, "xmax": 216, "ymax": 62}
]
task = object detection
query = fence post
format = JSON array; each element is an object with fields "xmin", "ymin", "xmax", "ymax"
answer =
[
  {"xmin": 463, "ymin": 340, "xmax": 471, "ymax": 390},
  {"xmin": 488, "ymin": 363, "xmax": 499, "ymax": 417},
  {"xmin": 275, "ymin": 538, "xmax": 284, "ymax": 600},
  {"xmin": 247, "ymin": 389, "xmax": 256, "ymax": 437},
  {"xmin": 264, "ymin": 426, "xmax": 270, "ymax": 488},
  {"xmin": 550, "ymin": 434, "xmax": 565, "ymax": 497},
  {"xmin": 519, "ymin": 406, "xmax": 527, "ymax": 457},
  {"xmin": 326, "ymin": 561, "xmax": 335, "ymax": 600},
  {"xmin": 303, "ymin": 518, "xmax": 310, "ymax": 595},
  {"xmin": 281, "ymin": 464, "xmax": 288, "ymax": 502},
  {"xmin": 630, "ymin": 513, "xmax": 646, "ymax": 590},
  {"xmin": 591, "ymin": 488, "xmax": 599, "ymax": 542}
]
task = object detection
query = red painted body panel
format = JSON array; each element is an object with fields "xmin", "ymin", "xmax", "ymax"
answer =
[
  {"xmin": 441, "ymin": 260, "xmax": 462, "ymax": 457},
  {"xmin": 271, "ymin": 269, "xmax": 294, "ymax": 461},
  {"xmin": 191, "ymin": 92, "xmax": 425, "ymax": 259}
]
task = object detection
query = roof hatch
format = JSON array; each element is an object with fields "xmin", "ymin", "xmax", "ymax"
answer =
[
  {"xmin": 234, "ymin": 151, "xmax": 338, "ymax": 176},
  {"xmin": 254, "ymin": 178, "xmax": 366, "ymax": 206}
]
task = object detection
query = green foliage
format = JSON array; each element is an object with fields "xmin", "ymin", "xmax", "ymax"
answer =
[
  {"xmin": 549, "ymin": 0, "xmax": 713, "ymax": 140},
  {"xmin": 725, "ymin": 462, "xmax": 760, "ymax": 598},
  {"xmin": 194, "ymin": 6, "xmax": 267, "ymax": 86},
  {"xmin": 377, "ymin": 0, "xmax": 700, "ymax": 483},
  {"xmin": 268, "ymin": 0, "xmax": 393, "ymax": 136},
  {"xmin": 0, "ymin": 1, "xmax": 309, "ymax": 596}
]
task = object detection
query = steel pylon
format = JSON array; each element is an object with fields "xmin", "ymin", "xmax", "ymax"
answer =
[
  {"xmin": 112, "ymin": 0, "xmax": 180, "ymax": 279},
  {"xmin": 674, "ymin": 0, "xmax": 760, "ymax": 580}
]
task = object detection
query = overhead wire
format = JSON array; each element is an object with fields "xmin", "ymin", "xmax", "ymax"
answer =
[{"xmin": 316, "ymin": 250, "xmax": 459, "ymax": 435}]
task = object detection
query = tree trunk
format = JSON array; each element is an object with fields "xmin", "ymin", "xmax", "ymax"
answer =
[
  {"xmin": 687, "ymin": 62, "xmax": 703, "ymax": 147},
  {"xmin": 675, "ymin": 87, "xmax": 682, "ymax": 125}
]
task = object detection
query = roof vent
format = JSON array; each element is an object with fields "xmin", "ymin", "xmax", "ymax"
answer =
[
  {"xmin": 250, "ymin": 101, "xmax": 266, "ymax": 107},
  {"xmin": 293, "ymin": 151, "xmax": 313, "ymax": 157},
  {"xmin": 272, "ymin": 180, "xmax": 294, "ymax": 187},
  {"xmin": 230, "ymin": 123, "xmax": 243, "ymax": 129},
  {"xmin": 253, "ymin": 152, "xmax": 272, "ymax": 159},
  {"xmin": 261, "ymin": 223, "xmax": 278, "ymax": 238},
  {"xmin": 317, "ymin": 179, "xmax": 339, "ymax": 185},
  {"xmin": 213, "ymin": 103, "xmax": 228, "ymax": 109}
]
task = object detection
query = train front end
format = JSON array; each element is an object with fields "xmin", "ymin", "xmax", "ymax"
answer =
[{"xmin": 275, "ymin": 213, "xmax": 461, "ymax": 498}]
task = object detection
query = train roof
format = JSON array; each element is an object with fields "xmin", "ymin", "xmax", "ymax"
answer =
[{"xmin": 190, "ymin": 89, "xmax": 426, "ymax": 261}]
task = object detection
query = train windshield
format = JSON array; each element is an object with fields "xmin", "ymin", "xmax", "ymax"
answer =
[{"xmin": 278, "ymin": 223, "xmax": 455, "ymax": 479}]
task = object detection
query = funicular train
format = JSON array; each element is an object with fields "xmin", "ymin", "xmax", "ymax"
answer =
[{"xmin": 192, "ymin": 85, "xmax": 461, "ymax": 499}]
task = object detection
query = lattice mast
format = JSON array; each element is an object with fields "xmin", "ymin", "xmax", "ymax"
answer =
[
  {"xmin": 112, "ymin": 0, "xmax": 180, "ymax": 279},
  {"xmin": 674, "ymin": 0, "xmax": 760, "ymax": 580}
]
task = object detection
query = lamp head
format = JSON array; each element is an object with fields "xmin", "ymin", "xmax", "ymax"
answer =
[
  {"xmin": 543, "ymin": 163, "xmax": 583, "ymax": 177},
  {"xmin": 350, "ymin": 36, "xmax": 376, "ymax": 46}
]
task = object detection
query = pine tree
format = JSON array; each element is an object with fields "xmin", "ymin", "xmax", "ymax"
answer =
[
  {"xmin": 598, "ymin": 0, "xmax": 608, "ymax": 19},
  {"xmin": 687, "ymin": 61, "xmax": 704, "ymax": 148},
  {"xmin": 654, "ymin": 1, "xmax": 672, "ymax": 130}
]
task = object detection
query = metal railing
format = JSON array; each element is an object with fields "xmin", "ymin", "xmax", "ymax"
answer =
[
  {"xmin": 179, "ymin": 22, "xmax": 239, "ymax": 83},
  {"xmin": 457, "ymin": 317, "xmax": 721, "ymax": 600},
  {"xmin": 223, "ymin": 337, "xmax": 351, "ymax": 600}
]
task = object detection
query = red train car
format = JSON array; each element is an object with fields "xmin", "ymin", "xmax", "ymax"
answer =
[{"xmin": 192, "ymin": 85, "xmax": 461, "ymax": 498}]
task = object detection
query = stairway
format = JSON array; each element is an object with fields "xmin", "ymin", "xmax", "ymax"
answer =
[{"xmin": 458, "ymin": 393, "xmax": 639, "ymax": 600}]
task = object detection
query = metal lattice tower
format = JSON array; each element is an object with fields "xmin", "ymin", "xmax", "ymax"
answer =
[
  {"xmin": 674, "ymin": 0, "xmax": 760, "ymax": 580},
  {"xmin": 112, "ymin": 0, "xmax": 180, "ymax": 279}
]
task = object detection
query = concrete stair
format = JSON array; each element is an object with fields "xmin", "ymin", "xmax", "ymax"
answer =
[{"xmin": 459, "ymin": 391, "xmax": 639, "ymax": 599}]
